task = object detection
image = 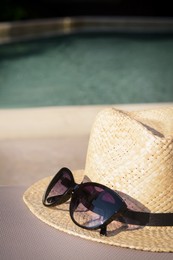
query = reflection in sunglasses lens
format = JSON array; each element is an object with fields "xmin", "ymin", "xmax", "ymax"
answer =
[
  {"xmin": 71, "ymin": 184, "xmax": 119, "ymax": 228},
  {"xmin": 46, "ymin": 172, "xmax": 73, "ymax": 203}
]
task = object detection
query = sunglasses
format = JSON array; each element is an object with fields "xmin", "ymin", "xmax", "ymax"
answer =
[{"xmin": 42, "ymin": 167, "xmax": 173, "ymax": 236}]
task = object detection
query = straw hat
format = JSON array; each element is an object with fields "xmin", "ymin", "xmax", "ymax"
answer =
[{"xmin": 23, "ymin": 107, "xmax": 173, "ymax": 252}]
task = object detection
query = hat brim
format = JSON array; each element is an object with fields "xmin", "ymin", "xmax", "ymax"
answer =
[{"xmin": 23, "ymin": 170, "xmax": 173, "ymax": 252}]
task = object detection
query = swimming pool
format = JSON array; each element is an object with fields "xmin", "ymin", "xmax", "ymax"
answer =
[{"xmin": 0, "ymin": 31, "xmax": 173, "ymax": 108}]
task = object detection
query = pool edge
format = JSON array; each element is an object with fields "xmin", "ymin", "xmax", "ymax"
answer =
[
  {"xmin": 0, "ymin": 103, "xmax": 172, "ymax": 140},
  {"xmin": 1, "ymin": 16, "xmax": 173, "ymax": 44}
]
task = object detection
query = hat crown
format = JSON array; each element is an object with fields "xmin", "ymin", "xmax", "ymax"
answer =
[{"xmin": 85, "ymin": 107, "xmax": 173, "ymax": 213}]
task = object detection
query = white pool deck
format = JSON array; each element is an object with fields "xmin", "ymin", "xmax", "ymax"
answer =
[{"xmin": 0, "ymin": 103, "xmax": 172, "ymax": 186}]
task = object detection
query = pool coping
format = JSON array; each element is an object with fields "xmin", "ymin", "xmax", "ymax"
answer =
[
  {"xmin": 1, "ymin": 16, "xmax": 173, "ymax": 44},
  {"xmin": 0, "ymin": 103, "xmax": 172, "ymax": 140}
]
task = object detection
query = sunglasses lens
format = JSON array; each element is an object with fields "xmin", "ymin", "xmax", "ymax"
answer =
[
  {"xmin": 45, "ymin": 168, "xmax": 74, "ymax": 205},
  {"xmin": 71, "ymin": 184, "xmax": 123, "ymax": 229}
]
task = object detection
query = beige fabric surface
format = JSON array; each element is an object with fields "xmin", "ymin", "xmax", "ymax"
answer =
[{"xmin": 0, "ymin": 136, "xmax": 88, "ymax": 185}]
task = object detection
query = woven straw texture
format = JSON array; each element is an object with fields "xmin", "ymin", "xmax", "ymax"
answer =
[
  {"xmin": 23, "ymin": 107, "xmax": 173, "ymax": 252},
  {"xmin": 85, "ymin": 107, "xmax": 173, "ymax": 213}
]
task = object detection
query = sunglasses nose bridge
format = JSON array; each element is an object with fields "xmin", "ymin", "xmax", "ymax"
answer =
[
  {"xmin": 71, "ymin": 184, "xmax": 80, "ymax": 194},
  {"xmin": 49, "ymin": 182, "xmax": 77, "ymax": 206}
]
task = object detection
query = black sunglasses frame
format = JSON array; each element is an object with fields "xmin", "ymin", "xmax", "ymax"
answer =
[
  {"xmin": 42, "ymin": 167, "xmax": 127, "ymax": 235},
  {"xmin": 43, "ymin": 167, "xmax": 173, "ymax": 236}
]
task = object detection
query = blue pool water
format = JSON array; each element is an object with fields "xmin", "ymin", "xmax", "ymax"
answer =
[{"xmin": 0, "ymin": 32, "xmax": 173, "ymax": 108}]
